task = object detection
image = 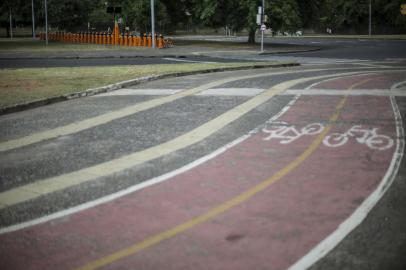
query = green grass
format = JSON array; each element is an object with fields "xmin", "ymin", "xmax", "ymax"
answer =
[{"xmin": 0, "ymin": 62, "xmax": 284, "ymax": 108}]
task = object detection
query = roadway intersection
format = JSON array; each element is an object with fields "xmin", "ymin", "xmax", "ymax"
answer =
[{"xmin": 0, "ymin": 39, "xmax": 406, "ymax": 270}]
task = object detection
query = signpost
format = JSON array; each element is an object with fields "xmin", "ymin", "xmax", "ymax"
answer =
[
  {"xmin": 45, "ymin": 0, "xmax": 48, "ymax": 46},
  {"xmin": 257, "ymin": 0, "xmax": 265, "ymax": 52},
  {"xmin": 31, "ymin": 0, "xmax": 36, "ymax": 39},
  {"xmin": 151, "ymin": 0, "xmax": 155, "ymax": 49},
  {"xmin": 9, "ymin": 7, "xmax": 13, "ymax": 40},
  {"xmin": 368, "ymin": 0, "xmax": 372, "ymax": 36}
]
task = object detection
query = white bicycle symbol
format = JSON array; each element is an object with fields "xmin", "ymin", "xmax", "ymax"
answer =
[
  {"xmin": 262, "ymin": 121, "xmax": 324, "ymax": 144},
  {"xmin": 323, "ymin": 125, "xmax": 393, "ymax": 150}
]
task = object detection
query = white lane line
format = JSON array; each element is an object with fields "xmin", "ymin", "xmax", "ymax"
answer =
[
  {"xmin": 288, "ymin": 85, "xmax": 405, "ymax": 270},
  {"xmin": 197, "ymin": 88, "xmax": 264, "ymax": 96},
  {"xmin": 283, "ymin": 89, "xmax": 406, "ymax": 96},
  {"xmin": 0, "ymin": 88, "xmax": 303, "ymax": 235},
  {"xmin": 391, "ymin": 80, "xmax": 406, "ymax": 89},
  {"xmin": 353, "ymin": 62, "xmax": 391, "ymax": 68},
  {"xmin": 94, "ymin": 89, "xmax": 183, "ymax": 96},
  {"xmin": 305, "ymin": 72, "xmax": 379, "ymax": 90},
  {"xmin": 163, "ymin": 57, "xmax": 217, "ymax": 64},
  {"xmin": 94, "ymin": 88, "xmax": 265, "ymax": 97},
  {"xmin": 0, "ymin": 71, "xmax": 371, "ymax": 210}
]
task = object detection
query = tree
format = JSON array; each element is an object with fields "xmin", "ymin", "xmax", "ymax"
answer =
[{"xmin": 267, "ymin": 0, "xmax": 302, "ymax": 33}]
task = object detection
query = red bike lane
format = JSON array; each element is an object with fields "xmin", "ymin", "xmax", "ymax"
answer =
[{"xmin": 0, "ymin": 72, "xmax": 402, "ymax": 270}]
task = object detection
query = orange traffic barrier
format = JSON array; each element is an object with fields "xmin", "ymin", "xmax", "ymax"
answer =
[
  {"xmin": 147, "ymin": 33, "xmax": 152, "ymax": 47},
  {"xmin": 128, "ymin": 34, "xmax": 132, "ymax": 46},
  {"xmin": 137, "ymin": 35, "xmax": 141, "ymax": 46},
  {"xmin": 143, "ymin": 33, "xmax": 147, "ymax": 47},
  {"xmin": 99, "ymin": 32, "xmax": 102, "ymax": 44},
  {"xmin": 133, "ymin": 35, "xmax": 138, "ymax": 47},
  {"xmin": 124, "ymin": 34, "xmax": 128, "ymax": 46},
  {"xmin": 158, "ymin": 34, "xmax": 163, "ymax": 48}
]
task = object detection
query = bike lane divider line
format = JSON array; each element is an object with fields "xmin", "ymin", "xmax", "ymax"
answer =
[
  {"xmin": 0, "ymin": 71, "xmax": 370, "ymax": 210},
  {"xmin": 1, "ymin": 76, "xmax": 395, "ymax": 270},
  {"xmin": 72, "ymin": 80, "xmax": 363, "ymax": 270},
  {"xmin": 0, "ymin": 68, "xmax": 329, "ymax": 153}
]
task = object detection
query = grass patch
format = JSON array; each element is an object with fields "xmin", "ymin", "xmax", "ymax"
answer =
[{"xmin": 0, "ymin": 62, "xmax": 284, "ymax": 108}]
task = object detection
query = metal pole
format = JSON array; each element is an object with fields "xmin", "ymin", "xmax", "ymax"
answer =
[
  {"xmin": 45, "ymin": 0, "xmax": 48, "ymax": 46},
  {"xmin": 261, "ymin": 0, "xmax": 264, "ymax": 52},
  {"xmin": 151, "ymin": 0, "xmax": 156, "ymax": 49},
  {"xmin": 369, "ymin": 0, "xmax": 372, "ymax": 36},
  {"xmin": 9, "ymin": 7, "xmax": 13, "ymax": 40},
  {"xmin": 32, "ymin": 0, "xmax": 36, "ymax": 39}
]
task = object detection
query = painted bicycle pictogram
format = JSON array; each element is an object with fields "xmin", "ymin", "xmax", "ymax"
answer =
[
  {"xmin": 323, "ymin": 125, "xmax": 394, "ymax": 150},
  {"xmin": 262, "ymin": 121, "xmax": 324, "ymax": 144}
]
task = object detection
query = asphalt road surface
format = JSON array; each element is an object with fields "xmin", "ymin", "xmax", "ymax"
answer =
[
  {"xmin": 199, "ymin": 37, "xmax": 406, "ymax": 65},
  {"xmin": 0, "ymin": 39, "xmax": 406, "ymax": 270},
  {"xmin": 2, "ymin": 37, "xmax": 406, "ymax": 68},
  {"xmin": 268, "ymin": 37, "xmax": 406, "ymax": 60}
]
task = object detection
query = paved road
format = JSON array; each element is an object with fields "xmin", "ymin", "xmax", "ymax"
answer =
[
  {"xmin": 0, "ymin": 59, "xmax": 405, "ymax": 269},
  {"xmin": 195, "ymin": 37, "xmax": 406, "ymax": 65}
]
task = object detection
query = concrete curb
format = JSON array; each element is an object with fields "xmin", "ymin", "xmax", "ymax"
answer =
[
  {"xmin": 0, "ymin": 62, "xmax": 299, "ymax": 116},
  {"xmin": 258, "ymin": 47, "xmax": 322, "ymax": 55},
  {"xmin": 0, "ymin": 54, "xmax": 189, "ymax": 60}
]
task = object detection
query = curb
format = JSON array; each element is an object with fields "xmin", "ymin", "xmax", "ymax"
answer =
[
  {"xmin": 0, "ymin": 62, "xmax": 299, "ymax": 116},
  {"xmin": 258, "ymin": 47, "xmax": 322, "ymax": 55},
  {"xmin": 0, "ymin": 54, "xmax": 189, "ymax": 60}
]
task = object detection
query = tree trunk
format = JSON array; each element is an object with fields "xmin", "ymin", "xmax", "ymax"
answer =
[{"xmin": 248, "ymin": 27, "xmax": 256, "ymax": 43}]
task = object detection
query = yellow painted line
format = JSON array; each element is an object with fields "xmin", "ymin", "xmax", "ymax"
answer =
[
  {"xmin": 0, "ymin": 71, "xmax": 281, "ymax": 153},
  {"xmin": 0, "ymin": 68, "xmax": 370, "ymax": 153},
  {"xmin": 75, "ymin": 77, "xmax": 372, "ymax": 270},
  {"xmin": 0, "ymin": 71, "xmax": 369, "ymax": 209}
]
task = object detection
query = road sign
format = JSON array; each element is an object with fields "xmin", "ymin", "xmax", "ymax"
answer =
[
  {"xmin": 401, "ymin": 4, "xmax": 406, "ymax": 15},
  {"xmin": 261, "ymin": 24, "xmax": 266, "ymax": 31},
  {"xmin": 256, "ymin": 14, "xmax": 262, "ymax": 25}
]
